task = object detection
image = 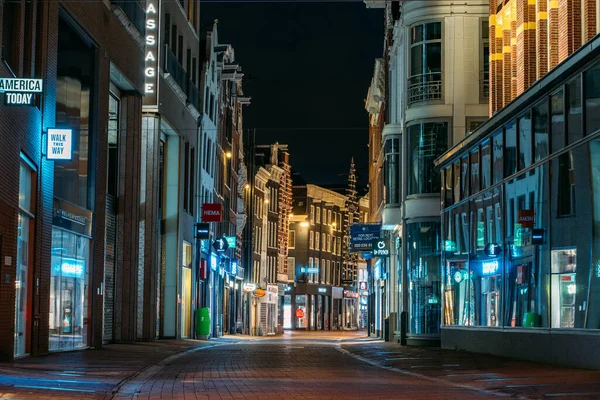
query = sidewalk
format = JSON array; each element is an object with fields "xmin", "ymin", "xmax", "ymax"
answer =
[
  {"xmin": 0, "ymin": 339, "xmax": 217, "ymax": 399},
  {"xmin": 340, "ymin": 341, "xmax": 600, "ymax": 399}
]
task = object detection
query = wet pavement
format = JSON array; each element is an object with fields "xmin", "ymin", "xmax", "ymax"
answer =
[{"xmin": 0, "ymin": 332, "xmax": 598, "ymax": 399}]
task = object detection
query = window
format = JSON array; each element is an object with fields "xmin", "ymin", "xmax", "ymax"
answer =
[
  {"xmin": 322, "ymin": 233, "xmax": 326, "ymax": 251},
  {"xmin": 328, "ymin": 210, "xmax": 332, "ymax": 225},
  {"xmin": 408, "ymin": 122, "xmax": 448, "ymax": 195},
  {"xmin": 310, "ymin": 205, "xmax": 315, "ymax": 224},
  {"xmin": 471, "ymin": 149, "xmax": 480, "ymax": 195},
  {"xmin": 453, "ymin": 161, "xmax": 460, "ymax": 204},
  {"xmin": 184, "ymin": 142, "xmax": 190, "ymax": 212},
  {"xmin": 556, "ymin": 151, "xmax": 576, "ymax": 217},
  {"xmin": 491, "ymin": 130, "xmax": 503, "ymax": 185},
  {"xmin": 585, "ymin": 63, "xmax": 600, "ymax": 135},
  {"xmin": 444, "ymin": 167, "xmax": 453, "ymax": 206},
  {"xmin": 533, "ymin": 100, "xmax": 549, "ymax": 161},
  {"xmin": 504, "ymin": 121, "xmax": 517, "ymax": 178},
  {"xmin": 480, "ymin": 19, "xmax": 490, "ymax": 101},
  {"xmin": 322, "ymin": 208, "xmax": 326, "ymax": 224},
  {"xmin": 408, "ymin": 22, "xmax": 442, "ymax": 105},
  {"xmin": 551, "ymin": 89, "xmax": 565, "ymax": 153},
  {"xmin": 315, "ymin": 232, "xmax": 320, "ymax": 251},
  {"xmin": 309, "ymin": 231, "xmax": 314, "ymax": 249},
  {"xmin": 384, "ymin": 137, "xmax": 401, "ymax": 204},
  {"xmin": 467, "ymin": 119, "xmax": 486, "ymax": 135},
  {"xmin": 518, "ymin": 112, "xmax": 532, "ymax": 171},
  {"xmin": 481, "ymin": 139, "xmax": 491, "ymax": 189},
  {"xmin": 288, "ymin": 230, "xmax": 296, "ymax": 249},
  {"xmin": 567, "ymin": 77, "xmax": 582, "ymax": 144},
  {"xmin": 460, "ymin": 155, "xmax": 470, "ymax": 200},
  {"xmin": 316, "ymin": 207, "xmax": 321, "ymax": 224}
]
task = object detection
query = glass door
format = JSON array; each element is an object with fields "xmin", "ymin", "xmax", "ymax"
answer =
[{"xmin": 551, "ymin": 249, "xmax": 577, "ymax": 328}]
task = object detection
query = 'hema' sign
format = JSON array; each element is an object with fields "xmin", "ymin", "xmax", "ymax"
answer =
[
  {"xmin": 143, "ymin": 0, "xmax": 159, "ymax": 106},
  {"xmin": 47, "ymin": 129, "xmax": 73, "ymax": 160}
]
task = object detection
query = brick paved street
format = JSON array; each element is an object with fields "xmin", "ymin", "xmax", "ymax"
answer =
[{"xmin": 1, "ymin": 332, "xmax": 600, "ymax": 399}]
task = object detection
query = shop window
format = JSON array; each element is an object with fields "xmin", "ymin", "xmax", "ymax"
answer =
[
  {"xmin": 384, "ymin": 136, "xmax": 401, "ymax": 204},
  {"xmin": 585, "ymin": 63, "xmax": 600, "ymax": 135},
  {"xmin": 551, "ymin": 89, "xmax": 565, "ymax": 153},
  {"xmin": 453, "ymin": 160, "xmax": 460, "ymax": 204},
  {"xmin": 504, "ymin": 165, "xmax": 549, "ymax": 328},
  {"xmin": 16, "ymin": 159, "xmax": 35, "ymax": 357},
  {"xmin": 481, "ymin": 139, "xmax": 491, "ymax": 189},
  {"xmin": 295, "ymin": 295, "xmax": 307, "ymax": 329},
  {"xmin": 533, "ymin": 100, "xmax": 549, "ymax": 162},
  {"xmin": 444, "ymin": 167, "xmax": 453, "ymax": 207},
  {"xmin": 518, "ymin": 112, "xmax": 532, "ymax": 171},
  {"xmin": 566, "ymin": 77, "xmax": 582, "ymax": 145},
  {"xmin": 408, "ymin": 22, "xmax": 442, "ymax": 105},
  {"xmin": 49, "ymin": 229, "xmax": 90, "ymax": 351},
  {"xmin": 460, "ymin": 155, "xmax": 470, "ymax": 200},
  {"xmin": 551, "ymin": 249, "xmax": 577, "ymax": 328},
  {"xmin": 556, "ymin": 152, "xmax": 576, "ymax": 217},
  {"xmin": 470, "ymin": 149, "xmax": 480, "ymax": 195},
  {"xmin": 406, "ymin": 221, "xmax": 441, "ymax": 334},
  {"xmin": 504, "ymin": 121, "xmax": 517, "ymax": 178},
  {"xmin": 408, "ymin": 122, "xmax": 448, "ymax": 195},
  {"xmin": 492, "ymin": 130, "xmax": 503, "ymax": 184},
  {"xmin": 54, "ymin": 18, "xmax": 96, "ymax": 210},
  {"xmin": 587, "ymin": 138, "xmax": 600, "ymax": 329}
]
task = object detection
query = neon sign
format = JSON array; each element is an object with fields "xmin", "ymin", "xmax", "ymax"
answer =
[
  {"xmin": 300, "ymin": 267, "xmax": 319, "ymax": 273},
  {"xmin": 144, "ymin": 0, "xmax": 159, "ymax": 106},
  {"xmin": 482, "ymin": 260, "xmax": 499, "ymax": 275}
]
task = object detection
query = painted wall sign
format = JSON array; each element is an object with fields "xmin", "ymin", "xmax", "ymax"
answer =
[
  {"xmin": 0, "ymin": 78, "xmax": 43, "ymax": 93},
  {"xmin": 143, "ymin": 0, "xmax": 159, "ymax": 106},
  {"xmin": 47, "ymin": 128, "xmax": 73, "ymax": 160}
]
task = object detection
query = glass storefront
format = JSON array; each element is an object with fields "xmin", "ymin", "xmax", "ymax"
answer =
[
  {"xmin": 181, "ymin": 242, "xmax": 192, "ymax": 338},
  {"xmin": 295, "ymin": 295, "xmax": 307, "ymax": 329},
  {"xmin": 49, "ymin": 229, "xmax": 90, "ymax": 351},
  {"xmin": 440, "ymin": 57, "xmax": 600, "ymax": 330},
  {"xmin": 407, "ymin": 221, "xmax": 441, "ymax": 334},
  {"xmin": 15, "ymin": 160, "xmax": 34, "ymax": 357}
]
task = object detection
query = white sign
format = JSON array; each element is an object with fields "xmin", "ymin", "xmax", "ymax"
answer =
[
  {"xmin": 47, "ymin": 129, "xmax": 73, "ymax": 160},
  {"xmin": 143, "ymin": 0, "xmax": 159, "ymax": 105},
  {"xmin": 5, "ymin": 92, "xmax": 34, "ymax": 106},
  {"xmin": 266, "ymin": 284, "xmax": 278, "ymax": 304},
  {"xmin": 0, "ymin": 78, "xmax": 43, "ymax": 93}
]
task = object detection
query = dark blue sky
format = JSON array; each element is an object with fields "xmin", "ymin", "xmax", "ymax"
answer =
[{"xmin": 200, "ymin": 1, "xmax": 383, "ymax": 187}]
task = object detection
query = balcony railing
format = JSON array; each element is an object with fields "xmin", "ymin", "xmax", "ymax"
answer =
[
  {"xmin": 407, "ymin": 72, "xmax": 443, "ymax": 106},
  {"xmin": 112, "ymin": 0, "xmax": 145, "ymax": 35},
  {"xmin": 165, "ymin": 45, "xmax": 188, "ymax": 95},
  {"xmin": 481, "ymin": 70, "xmax": 490, "ymax": 99},
  {"xmin": 164, "ymin": 45, "xmax": 200, "ymax": 110}
]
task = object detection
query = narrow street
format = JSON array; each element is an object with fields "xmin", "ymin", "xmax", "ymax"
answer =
[{"xmin": 2, "ymin": 332, "xmax": 600, "ymax": 400}]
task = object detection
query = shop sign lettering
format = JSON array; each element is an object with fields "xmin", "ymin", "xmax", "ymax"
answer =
[
  {"xmin": 143, "ymin": 1, "xmax": 159, "ymax": 105},
  {"xmin": 47, "ymin": 128, "xmax": 73, "ymax": 160}
]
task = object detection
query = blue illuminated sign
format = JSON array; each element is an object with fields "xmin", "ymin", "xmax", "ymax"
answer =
[
  {"xmin": 231, "ymin": 260, "xmax": 238, "ymax": 276},
  {"xmin": 482, "ymin": 260, "xmax": 499, "ymax": 275},
  {"xmin": 210, "ymin": 254, "xmax": 218, "ymax": 271},
  {"xmin": 52, "ymin": 258, "xmax": 85, "ymax": 278},
  {"xmin": 225, "ymin": 236, "xmax": 237, "ymax": 249},
  {"xmin": 300, "ymin": 267, "xmax": 319, "ymax": 273}
]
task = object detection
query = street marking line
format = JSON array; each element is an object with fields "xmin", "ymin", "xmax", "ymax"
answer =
[
  {"xmin": 336, "ymin": 346, "xmax": 527, "ymax": 399},
  {"xmin": 13, "ymin": 385, "xmax": 96, "ymax": 393}
]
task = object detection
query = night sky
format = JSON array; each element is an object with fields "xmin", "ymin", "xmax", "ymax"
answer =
[{"xmin": 200, "ymin": 1, "xmax": 383, "ymax": 187}]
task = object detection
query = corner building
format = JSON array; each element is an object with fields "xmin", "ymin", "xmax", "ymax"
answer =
[
  {"xmin": 365, "ymin": 0, "xmax": 489, "ymax": 344},
  {"xmin": 140, "ymin": 0, "xmax": 202, "ymax": 340},
  {"xmin": 436, "ymin": 1, "xmax": 600, "ymax": 369},
  {"xmin": 0, "ymin": 0, "xmax": 145, "ymax": 359}
]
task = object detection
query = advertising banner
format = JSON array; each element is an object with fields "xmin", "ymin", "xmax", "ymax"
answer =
[{"xmin": 350, "ymin": 223, "xmax": 381, "ymax": 252}]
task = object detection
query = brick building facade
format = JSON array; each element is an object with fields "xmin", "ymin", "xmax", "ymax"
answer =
[
  {"xmin": 0, "ymin": 0, "xmax": 145, "ymax": 360},
  {"xmin": 489, "ymin": 0, "xmax": 598, "ymax": 115}
]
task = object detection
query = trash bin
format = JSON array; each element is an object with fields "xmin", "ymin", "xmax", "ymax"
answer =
[{"xmin": 196, "ymin": 307, "xmax": 210, "ymax": 340}]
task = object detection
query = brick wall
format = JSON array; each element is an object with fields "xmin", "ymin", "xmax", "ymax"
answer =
[{"xmin": 489, "ymin": 0, "xmax": 594, "ymax": 116}]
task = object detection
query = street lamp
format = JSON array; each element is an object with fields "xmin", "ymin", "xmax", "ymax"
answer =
[
  {"xmin": 225, "ymin": 151, "xmax": 232, "ymax": 158},
  {"xmin": 300, "ymin": 221, "xmax": 309, "ymax": 228},
  {"xmin": 245, "ymin": 183, "xmax": 250, "ymax": 190}
]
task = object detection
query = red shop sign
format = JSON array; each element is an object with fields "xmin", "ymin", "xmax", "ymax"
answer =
[
  {"xmin": 202, "ymin": 203, "xmax": 222, "ymax": 222},
  {"xmin": 296, "ymin": 309, "xmax": 305, "ymax": 319},
  {"xmin": 518, "ymin": 209, "xmax": 534, "ymax": 229}
]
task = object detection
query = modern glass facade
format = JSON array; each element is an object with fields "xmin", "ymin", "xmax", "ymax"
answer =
[{"xmin": 440, "ymin": 57, "xmax": 600, "ymax": 332}]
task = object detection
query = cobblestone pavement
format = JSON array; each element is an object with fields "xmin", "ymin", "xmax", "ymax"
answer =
[{"xmin": 1, "ymin": 332, "xmax": 600, "ymax": 399}]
